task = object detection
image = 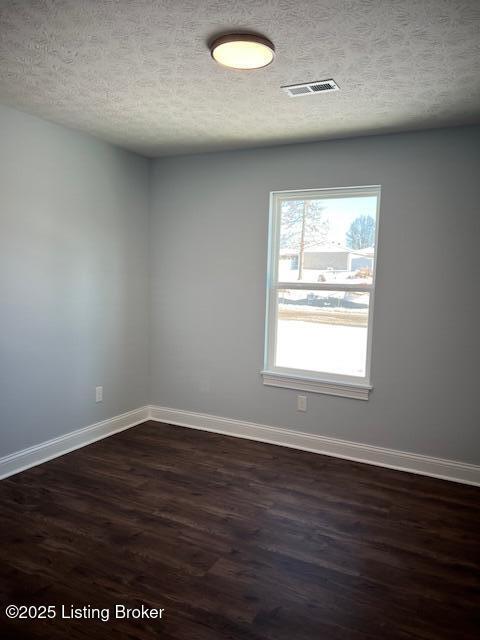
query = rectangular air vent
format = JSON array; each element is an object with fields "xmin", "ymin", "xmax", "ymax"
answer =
[{"xmin": 282, "ymin": 79, "xmax": 340, "ymax": 97}]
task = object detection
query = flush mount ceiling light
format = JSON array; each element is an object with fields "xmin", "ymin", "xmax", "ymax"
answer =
[{"xmin": 210, "ymin": 34, "xmax": 275, "ymax": 70}]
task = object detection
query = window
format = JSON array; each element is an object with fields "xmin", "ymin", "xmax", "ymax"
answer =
[{"xmin": 263, "ymin": 185, "xmax": 381, "ymax": 400}]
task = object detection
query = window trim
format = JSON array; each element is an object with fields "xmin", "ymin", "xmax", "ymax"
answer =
[{"xmin": 262, "ymin": 185, "xmax": 382, "ymax": 400}]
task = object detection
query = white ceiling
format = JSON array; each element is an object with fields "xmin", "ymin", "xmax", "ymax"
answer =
[{"xmin": 1, "ymin": 0, "xmax": 479, "ymax": 157}]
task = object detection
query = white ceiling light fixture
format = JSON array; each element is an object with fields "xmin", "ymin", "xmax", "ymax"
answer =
[{"xmin": 210, "ymin": 34, "xmax": 275, "ymax": 70}]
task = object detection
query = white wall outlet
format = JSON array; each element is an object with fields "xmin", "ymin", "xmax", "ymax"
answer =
[
  {"xmin": 297, "ymin": 395, "xmax": 307, "ymax": 412},
  {"xmin": 95, "ymin": 386, "xmax": 103, "ymax": 403}
]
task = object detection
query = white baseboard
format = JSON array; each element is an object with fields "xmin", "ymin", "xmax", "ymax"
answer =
[
  {"xmin": 148, "ymin": 405, "xmax": 480, "ymax": 487},
  {"xmin": 2, "ymin": 404, "xmax": 478, "ymax": 487},
  {"xmin": 0, "ymin": 406, "xmax": 149, "ymax": 480}
]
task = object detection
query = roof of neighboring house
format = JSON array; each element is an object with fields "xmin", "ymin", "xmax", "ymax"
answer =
[
  {"xmin": 304, "ymin": 245, "xmax": 350, "ymax": 254},
  {"xmin": 280, "ymin": 242, "xmax": 348, "ymax": 256},
  {"xmin": 280, "ymin": 244, "xmax": 375, "ymax": 256},
  {"xmin": 352, "ymin": 246, "xmax": 375, "ymax": 257}
]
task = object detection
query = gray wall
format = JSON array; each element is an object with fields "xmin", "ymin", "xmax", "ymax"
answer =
[
  {"xmin": 0, "ymin": 105, "xmax": 150, "ymax": 457},
  {"xmin": 150, "ymin": 126, "xmax": 480, "ymax": 465},
  {"xmin": 2, "ymin": 107, "xmax": 479, "ymax": 466}
]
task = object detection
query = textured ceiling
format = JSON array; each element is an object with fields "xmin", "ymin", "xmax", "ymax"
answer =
[{"xmin": 1, "ymin": 0, "xmax": 479, "ymax": 157}]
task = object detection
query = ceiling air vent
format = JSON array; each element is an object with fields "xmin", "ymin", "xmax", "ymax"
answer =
[{"xmin": 282, "ymin": 79, "xmax": 340, "ymax": 97}]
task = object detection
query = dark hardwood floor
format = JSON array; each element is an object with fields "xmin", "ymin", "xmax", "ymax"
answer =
[{"xmin": 0, "ymin": 420, "xmax": 479, "ymax": 639}]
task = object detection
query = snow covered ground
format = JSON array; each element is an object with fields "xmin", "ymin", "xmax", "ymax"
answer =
[{"xmin": 275, "ymin": 319, "xmax": 367, "ymax": 377}]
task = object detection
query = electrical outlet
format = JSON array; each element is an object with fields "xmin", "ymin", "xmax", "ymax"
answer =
[
  {"xmin": 297, "ymin": 395, "xmax": 307, "ymax": 412},
  {"xmin": 95, "ymin": 386, "xmax": 103, "ymax": 403}
]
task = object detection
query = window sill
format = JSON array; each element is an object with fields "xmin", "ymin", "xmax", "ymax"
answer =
[{"xmin": 261, "ymin": 371, "xmax": 372, "ymax": 400}]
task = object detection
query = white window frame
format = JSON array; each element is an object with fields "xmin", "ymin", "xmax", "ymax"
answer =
[{"xmin": 262, "ymin": 185, "xmax": 381, "ymax": 400}]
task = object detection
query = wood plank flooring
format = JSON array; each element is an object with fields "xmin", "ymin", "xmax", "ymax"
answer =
[{"xmin": 0, "ymin": 420, "xmax": 479, "ymax": 639}]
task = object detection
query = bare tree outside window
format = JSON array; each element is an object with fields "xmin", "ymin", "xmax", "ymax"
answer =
[
  {"xmin": 280, "ymin": 200, "xmax": 329, "ymax": 280},
  {"xmin": 346, "ymin": 215, "xmax": 375, "ymax": 250}
]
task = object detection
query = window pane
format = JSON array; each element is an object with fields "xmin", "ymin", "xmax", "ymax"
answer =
[
  {"xmin": 275, "ymin": 289, "xmax": 370, "ymax": 377},
  {"xmin": 278, "ymin": 196, "xmax": 377, "ymax": 285}
]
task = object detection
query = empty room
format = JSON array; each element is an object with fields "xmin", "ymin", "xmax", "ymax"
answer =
[{"xmin": 1, "ymin": 1, "xmax": 479, "ymax": 638}]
